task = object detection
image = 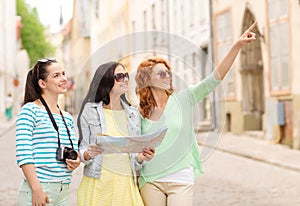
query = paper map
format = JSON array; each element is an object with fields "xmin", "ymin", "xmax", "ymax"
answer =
[{"xmin": 96, "ymin": 126, "xmax": 168, "ymax": 153}]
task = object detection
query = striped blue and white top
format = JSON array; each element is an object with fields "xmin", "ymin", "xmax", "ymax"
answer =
[{"xmin": 16, "ymin": 102, "xmax": 78, "ymax": 184}]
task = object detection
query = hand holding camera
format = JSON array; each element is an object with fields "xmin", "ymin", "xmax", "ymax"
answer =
[
  {"xmin": 56, "ymin": 147, "xmax": 80, "ymax": 170},
  {"xmin": 56, "ymin": 147, "xmax": 78, "ymax": 162},
  {"xmin": 65, "ymin": 153, "xmax": 80, "ymax": 170}
]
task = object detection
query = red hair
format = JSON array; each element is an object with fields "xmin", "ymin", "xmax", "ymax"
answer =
[{"xmin": 135, "ymin": 57, "xmax": 174, "ymax": 118}]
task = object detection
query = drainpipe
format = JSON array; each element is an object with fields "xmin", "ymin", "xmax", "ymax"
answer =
[
  {"xmin": 209, "ymin": 0, "xmax": 217, "ymax": 130},
  {"xmin": 166, "ymin": 0, "xmax": 170, "ymax": 63}
]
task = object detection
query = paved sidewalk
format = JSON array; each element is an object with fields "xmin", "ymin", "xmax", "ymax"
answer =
[
  {"xmin": 0, "ymin": 117, "xmax": 16, "ymax": 137},
  {"xmin": 197, "ymin": 132, "xmax": 300, "ymax": 172}
]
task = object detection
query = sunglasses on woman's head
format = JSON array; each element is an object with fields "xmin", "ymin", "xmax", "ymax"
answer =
[
  {"xmin": 156, "ymin": 70, "xmax": 171, "ymax": 79},
  {"xmin": 114, "ymin": 72, "xmax": 129, "ymax": 82},
  {"xmin": 35, "ymin": 58, "xmax": 57, "ymax": 79},
  {"xmin": 37, "ymin": 57, "xmax": 57, "ymax": 63}
]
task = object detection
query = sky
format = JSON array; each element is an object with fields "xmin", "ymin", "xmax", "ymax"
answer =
[{"xmin": 25, "ymin": 0, "xmax": 73, "ymax": 33}]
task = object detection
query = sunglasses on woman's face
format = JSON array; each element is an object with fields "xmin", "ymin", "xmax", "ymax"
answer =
[
  {"xmin": 156, "ymin": 70, "xmax": 171, "ymax": 79},
  {"xmin": 114, "ymin": 72, "xmax": 129, "ymax": 82}
]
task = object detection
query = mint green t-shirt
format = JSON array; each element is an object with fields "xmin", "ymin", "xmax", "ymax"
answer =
[{"xmin": 139, "ymin": 72, "xmax": 221, "ymax": 188}]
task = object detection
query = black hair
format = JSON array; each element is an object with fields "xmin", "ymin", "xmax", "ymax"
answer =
[
  {"xmin": 81, "ymin": 62, "xmax": 122, "ymax": 105},
  {"xmin": 23, "ymin": 59, "xmax": 57, "ymax": 104},
  {"xmin": 77, "ymin": 62, "xmax": 128, "ymax": 145},
  {"xmin": 95, "ymin": 62, "xmax": 118, "ymax": 104}
]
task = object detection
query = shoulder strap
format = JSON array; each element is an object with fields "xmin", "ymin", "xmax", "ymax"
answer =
[
  {"xmin": 39, "ymin": 97, "xmax": 59, "ymax": 132},
  {"xmin": 39, "ymin": 96, "xmax": 73, "ymax": 149}
]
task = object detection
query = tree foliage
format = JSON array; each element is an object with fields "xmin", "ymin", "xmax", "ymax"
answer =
[{"xmin": 16, "ymin": 0, "xmax": 55, "ymax": 67}]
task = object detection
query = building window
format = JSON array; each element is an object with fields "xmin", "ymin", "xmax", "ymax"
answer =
[
  {"xmin": 151, "ymin": 3, "xmax": 157, "ymax": 47},
  {"xmin": 268, "ymin": 0, "xmax": 289, "ymax": 91},
  {"xmin": 94, "ymin": 0, "xmax": 99, "ymax": 18},
  {"xmin": 215, "ymin": 11, "xmax": 234, "ymax": 98},
  {"xmin": 143, "ymin": 10, "xmax": 147, "ymax": 30},
  {"xmin": 152, "ymin": 4, "xmax": 156, "ymax": 30},
  {"xmin": 180, "ymin": 1, "xmax": 185, "ymax": 35},
  {"xmin": 189, "ymin": 0, "xmax": 194, "ymax": 27},
  {"xmin": 144, "ymin": 10, "xmax": 148, "ymax": 49},
  {"xmin": 132, "ymin": 21, "xmax": 136, "ymax": 33},
  {"xmin": 161, "ymin": 0, "xmax": 166, "ymax": 31},
  {"xmin": 173, "ymin": 0, "xmax": 177, "ymax": 33},
  {"xmin": 131, "ymin": 21, "xmax": 136, "ymax": 56},
  {"xmin": 192, "ymin": 52, "xmax": 196, "ymax": 68}
]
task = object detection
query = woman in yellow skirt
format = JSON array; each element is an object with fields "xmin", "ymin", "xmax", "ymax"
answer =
[{"xmin": 77, "ymin": 62, "xmax": 155, "ymax": 206}]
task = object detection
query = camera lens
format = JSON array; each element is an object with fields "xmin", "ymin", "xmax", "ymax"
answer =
[{"xmin": 67, "ymin": 150, "xmax": 78, "ymax": 160}]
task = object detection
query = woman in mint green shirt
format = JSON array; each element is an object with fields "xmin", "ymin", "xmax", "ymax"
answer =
[{"xmin": 135, "ymin": 22, "xmax": 257, "ymax": 206}]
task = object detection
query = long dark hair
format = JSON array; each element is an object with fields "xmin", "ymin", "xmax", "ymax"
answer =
[
  {"xmin": 77, "ymin": 62, "xmax": 127, "ymax": 144},
  {"xmin": 81, "ymin": 62, "xmax": 122, "ymax": 105},
  {"xmin": 23, "ymin": 59, "xmax": 57, "ymax": 104}
]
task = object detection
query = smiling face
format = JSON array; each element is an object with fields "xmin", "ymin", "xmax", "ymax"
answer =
[
  {"xmin": 150, "ymin": 63, "xmax": 171, "ymax": 91},
  {"xmin": 110, "ymin": 64, "xmax": 129, "ymax": 96},
  {"xmin": 39, "ymin": 62, "xmax": 68, "ymax": 95}
]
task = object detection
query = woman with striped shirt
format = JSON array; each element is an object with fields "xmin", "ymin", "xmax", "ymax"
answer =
[{"xmin": 16, "ymin": 58, "xmax": 80, "ymax": 206}]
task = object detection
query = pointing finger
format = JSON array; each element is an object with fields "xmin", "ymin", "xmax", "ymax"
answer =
[{"xmin": 248, "ymin": 21, "xmax": 257, "ymax": 32}]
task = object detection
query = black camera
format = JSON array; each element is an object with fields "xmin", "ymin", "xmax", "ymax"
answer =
[{"xmin": 56, "ymin": 147, "xmax": 78, "ymax": 162}]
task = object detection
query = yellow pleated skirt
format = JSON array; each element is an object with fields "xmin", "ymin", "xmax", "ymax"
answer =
[{"xmin": 77, "ymin": 153, "xmax": 144, "ymax": 206}]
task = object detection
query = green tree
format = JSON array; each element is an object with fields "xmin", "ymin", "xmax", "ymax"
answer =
[{"xmin": 16, "ymin": 0, "xmax": 55, "ymax": 67}]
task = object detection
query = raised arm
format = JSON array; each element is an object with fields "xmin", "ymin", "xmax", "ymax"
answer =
[{"xmin": 214, "ymin": 21, "xmax": 257, "ymax": 80}]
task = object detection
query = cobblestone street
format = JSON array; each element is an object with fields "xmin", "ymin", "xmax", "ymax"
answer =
[
  {"xmin": 194, "ymin": 149, "xmax": 300, "ymax": 206},
  {"xmin": 0, "ymin": 126, "xmax": 22, "ymax": 206}
]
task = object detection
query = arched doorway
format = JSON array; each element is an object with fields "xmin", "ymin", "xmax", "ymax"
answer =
[{"xmin": 240, "ymin": 9, "xmax": 264, "ymax": 130}]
